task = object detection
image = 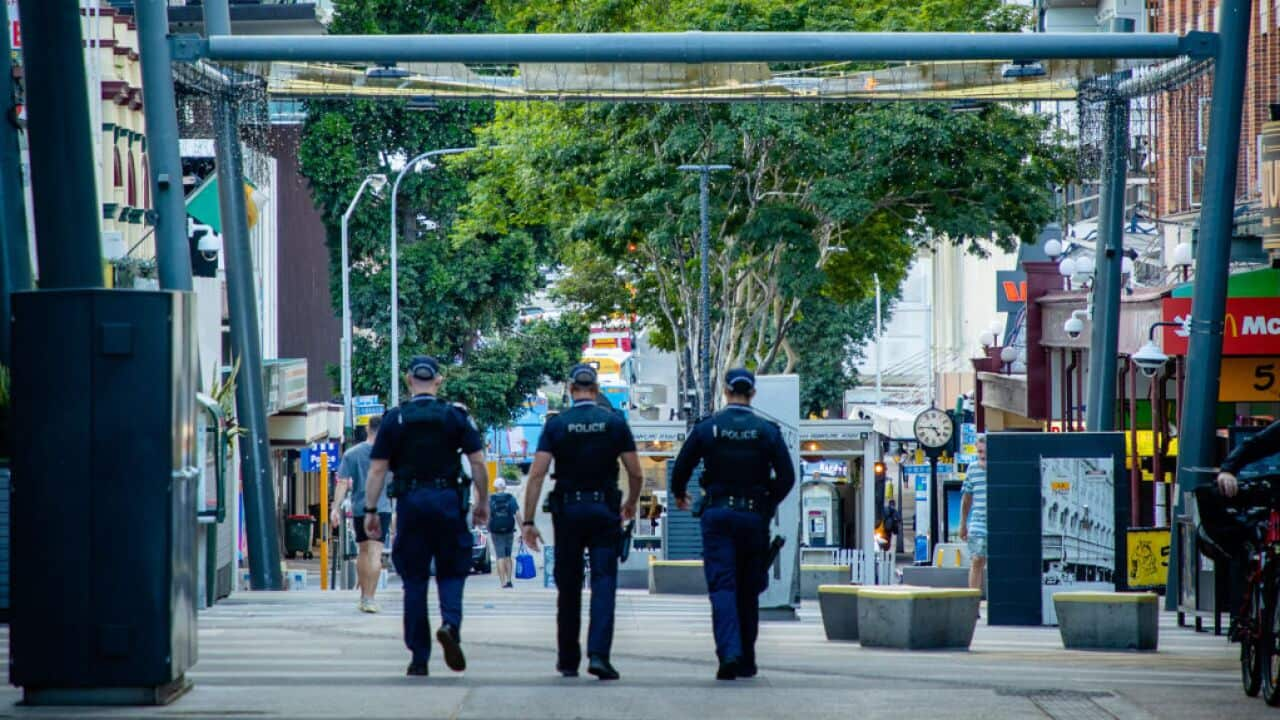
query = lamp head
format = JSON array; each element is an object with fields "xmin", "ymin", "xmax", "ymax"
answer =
[{"xmin": 367, "ymin": 173, "xmax": 388, "ymax": 196}]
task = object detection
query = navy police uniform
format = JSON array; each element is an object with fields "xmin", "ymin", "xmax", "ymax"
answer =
[
  {"xmin": 370, "ymin": 356, "xmax": 483, "ymax": 669},
  {"xmin": 536, "ymin": 371, "xmax": 637, "ymax": 672},
  {"xmin": 670, "ymin": 368, "xmax": 795, "ymax": 677}
]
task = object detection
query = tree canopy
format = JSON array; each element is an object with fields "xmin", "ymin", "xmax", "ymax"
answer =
[
  {"xmin": 299, "ymin": 0, "xmax": 583, "ymax": 423},
  {"xmin": 300, "ymin": 0, "xmax": 1074, "ymax": 422},
  {"xmin": 455, "ymin": 0, "xmax": 1071, "ymax": 411}
]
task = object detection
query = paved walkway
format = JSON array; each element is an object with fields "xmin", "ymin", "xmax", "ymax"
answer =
[{"xmin": 0, "ymin": 582, "xmax": 1259, "ymax": 719}]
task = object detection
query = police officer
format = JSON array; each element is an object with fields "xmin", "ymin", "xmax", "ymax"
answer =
[
  {"xmin": 521, "ymin": 364, "xmax": 643, "ymax": 681},
  {"xmin": 364, "ymin": 355, "xmax": 489, "ymax": 677},
  {"xmin": 670, "ymin": 368, "xmax": 796, "ymax": 681}
]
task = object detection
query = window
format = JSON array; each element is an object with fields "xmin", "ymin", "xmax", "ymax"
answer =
[
  {"xmin": 142, "ymin": 156, "xmax": 150, "ymax": 208},
  {"xmin": 113, "ymin": 147, "xmax": 122, "ymax": 187},
  {"xmin": 1197, "ymin": 96, "xmax": 1211, "ymax": 151},
  {"xmin": 126, "ymin": 150, "xmax": 137, "ymax": 206},
  {"xmin": 1187, "ymin": 155, "xmax": 1205, "ymax": 208}
]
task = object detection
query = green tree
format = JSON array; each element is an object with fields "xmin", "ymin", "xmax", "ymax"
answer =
[
  {"xmin": 300, "ymin": 0, "xmax": 558, "ymax": 415},
  {"xmin": 459, "ymin": 0, "xmax": 1067, "ymax": 409},
  {"xmin": 442, "ymin": 315, "xmax": 589, "ymax": 428}
]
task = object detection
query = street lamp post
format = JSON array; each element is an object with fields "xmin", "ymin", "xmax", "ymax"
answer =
[
  {"xmin": 389, "ymin": 147, "xmax": 474, "ymax": 406},
  {"xmin": 677, "ymin": 164, "xmax": 731, "ymax": 419},
  {"xmin": 341, "ymin": 173, "xmax": 387, "ymax": 432}
]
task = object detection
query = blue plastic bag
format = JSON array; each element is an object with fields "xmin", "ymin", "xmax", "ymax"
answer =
[{"xmin": 515, "ymin": 543, "xmax": 536, "ymax": 580}]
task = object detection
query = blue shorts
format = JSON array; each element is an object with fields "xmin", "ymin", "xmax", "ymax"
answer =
[{"xmin": 492, "ymin": 532, "xmax": 515, "ymax": 559}]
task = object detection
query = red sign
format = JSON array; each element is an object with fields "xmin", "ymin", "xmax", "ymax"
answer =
[
  {"xmin": 7, "ymin": 1, "xmax": 18, "ymax": 50},
  {"xmin": 1162, "ymin": 297, "xmax": 1280, "ymax": 355}
]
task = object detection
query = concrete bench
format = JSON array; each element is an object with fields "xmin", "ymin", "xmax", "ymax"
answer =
[
  {"xmin": 648, "ymin": 560, "xmax": 707, "ymax": 595},
  {"xmin": 857, "ymin": 586, "xmax": 981, "ymax": 650},
  {"xmin": 801, "ymin": 565, "xmax": 851, "ymax": 600},
  {"xmin": 899, "ymin": 566, "xmax": 970, "ymax": 589},
  {"xmin": 1053, "ymin": 591, "xmax": 1159, "ymax": 651},
  {"xmin": 817, "ymin": 585, "xmax": 861, "ymax": 640}
]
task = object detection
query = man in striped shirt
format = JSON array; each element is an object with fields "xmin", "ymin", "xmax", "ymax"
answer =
[{"xmin": 960, "ymin": 435, "xmax": 987, "ymax": 593}]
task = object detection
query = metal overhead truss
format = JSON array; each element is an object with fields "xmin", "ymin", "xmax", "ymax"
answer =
[{"xmin": 167, "ymin": 30, "xmax": 1220, "ymax": 103}]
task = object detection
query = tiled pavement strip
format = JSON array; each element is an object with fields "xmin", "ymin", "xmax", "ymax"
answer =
[{"xmin": 0, "ymin": 582, "xmax": 1260, "ymax": 719}]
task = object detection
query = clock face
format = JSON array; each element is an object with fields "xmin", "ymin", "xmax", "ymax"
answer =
[{"xmin": 913, "ymin": 409, "xmax": 954, "ymax": 449}]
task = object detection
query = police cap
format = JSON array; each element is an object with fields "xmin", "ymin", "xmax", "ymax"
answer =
[
  {"xmin": 725, "ymin": 367, "xmax": 756, "ymax": 393},
  {"xmin": 568, "ymin": 363, "xmax": 598, "ymax": 386},
  {"xmin": 409, "ymin": 355, "xmax": 440, "ymax": 381}
]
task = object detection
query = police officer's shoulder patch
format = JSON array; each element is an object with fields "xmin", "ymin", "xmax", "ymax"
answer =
[{"xmin": 449, "ymin": 402, "xmax": 478, "ymax": 430}]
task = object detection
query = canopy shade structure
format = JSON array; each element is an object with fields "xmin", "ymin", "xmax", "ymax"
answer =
[
  {"xmin": 241, "ymin": 56, "xmax": 1138, "ymax": 103},
  {"xmin": 170, "ymin": 29, "xmax": 1219, "ymax": 103}
]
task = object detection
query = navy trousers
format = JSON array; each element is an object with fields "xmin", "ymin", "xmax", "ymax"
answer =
[
  {"xmin": 392, "ymin": 487, "xmax": 472, "ymax": 664},
  {"xmin": 551, "ymin": 501, "xmax": 621, "ymax": 668},
  {"xmin": 700, "ymin": 507, "xmax": 769, "ymax": 665}
]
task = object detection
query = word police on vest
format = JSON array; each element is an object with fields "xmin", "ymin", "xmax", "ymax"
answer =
[
  {"xmin": 717, "ymin": 428, "xmax": 759, "ymax": 440},
  {"xmin": 568, "ymin": 421, "xmax": 608, "ymax": 433}
]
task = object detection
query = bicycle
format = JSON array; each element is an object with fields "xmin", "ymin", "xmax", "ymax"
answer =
[{"xmin": 1198, "ymin": 477, "xmax": 1280, "ymax": 704}]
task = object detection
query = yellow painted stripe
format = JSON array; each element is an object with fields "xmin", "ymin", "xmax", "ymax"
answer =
[
  {"xmin": 651, "ymin": 560, "xmax": 704, "ymax": 568},
  {"xmin": 817, "ymin": 584, "xmax": 861, "ymax": 596},
  {"xmin": 1052, "ymin": 591, "xmax": 1157, "ymax": 604},
  {"xmin": 801, "ymin": 564, "xmax": 852, "ymax": 572},
  {"xmin": 859, "ymin": 586, "xmax": 981, "ymax": 600}
]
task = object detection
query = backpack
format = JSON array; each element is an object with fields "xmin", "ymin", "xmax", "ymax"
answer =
[{"xmin": 488, "ymin": 493, "xmax": 517, "ymax": 534}]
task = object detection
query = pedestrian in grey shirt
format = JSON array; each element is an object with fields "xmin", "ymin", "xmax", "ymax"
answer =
[{"xmin": 332, "ymin": 415, "xmax": 393, "ymax": 613}]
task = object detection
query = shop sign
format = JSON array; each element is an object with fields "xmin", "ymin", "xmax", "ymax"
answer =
[
  {"xmin": 1263, "ymin": 120, "xmax": 1279, "ymax": 244},
  {"xmin": 6, "ymin": 0, "xmax": 19, "ymax": 50},
  {"xmin": 1125, "ymin": 527, "xmax": 1170, "ymax": 591},
  {"xmin": 995, "ymin": 270, "xmax": 1027, "ymax": 313},
  {"xmin": 1218, "ymin": 357, "xmax": 1280, "ymax": 401},
  {"xmin": 1162, "ymin": 297, "xmax": 1280, "ymax": 355}
]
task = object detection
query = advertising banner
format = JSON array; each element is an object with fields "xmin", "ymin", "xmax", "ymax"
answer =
[
  {"xmin": 1162, "ymin": 297, "xmax": 1280, "ymax": 355},
  {"xmin": 1040, "ymin": 457, "xmax": 1116, "ymax": 625}
]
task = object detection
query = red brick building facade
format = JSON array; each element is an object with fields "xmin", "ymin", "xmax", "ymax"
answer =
[{"xmin": 1155, "ymin": 0, "xmax": 1280, "ymax": 218}]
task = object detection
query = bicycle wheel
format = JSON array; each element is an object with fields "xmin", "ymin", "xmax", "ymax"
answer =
[
  {"xmin": 1246, "ymin": 582, "xmax": 1264, "ymax": 697},
  {"xmin": 1266, "ymin": 581, "xmax": 1280, "ymax": 705}
]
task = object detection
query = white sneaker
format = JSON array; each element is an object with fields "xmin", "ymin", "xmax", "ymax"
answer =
[{"xmin": 358, "ymin": 597, "xmax": 380, "ymax": 614}]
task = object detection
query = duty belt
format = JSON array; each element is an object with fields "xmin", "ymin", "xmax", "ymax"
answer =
[
  {"xmin": 708, "ymin": 496, "xmax": 763, "ymax": 513},
  {"xmin": 403, "ymin": 477, "xmax": 458, "ymax": 491},
  {"xmin": 561, "ymin": 490, "xmax": 607, "ymax": 505}
]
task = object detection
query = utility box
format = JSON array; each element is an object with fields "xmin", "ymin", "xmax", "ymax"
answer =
[{"xmin": 10, "ymin": 289, "xmax": 198, "ymax": 705}]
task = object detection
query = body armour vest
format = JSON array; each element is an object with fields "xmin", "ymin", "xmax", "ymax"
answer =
[
  {"xmin": 391, "ymin": 398, "xmax": 462, "ymax": 485},
  {"xmin": 702, "ymin": 409, "xmax": 774, "ymax": 498},
  {"xmin": 550, "ymin": 404, "xmax": 622, "ymax": 492}
]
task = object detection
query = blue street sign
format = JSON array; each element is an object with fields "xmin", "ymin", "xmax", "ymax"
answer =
[{"xmin": 302, "ymin": 441, "xmax": 340, "ymax": 472}]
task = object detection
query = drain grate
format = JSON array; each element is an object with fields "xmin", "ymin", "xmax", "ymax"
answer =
[{"xmin": 997, "ymin": 689, "xmax": 1119, "ymax": 720}]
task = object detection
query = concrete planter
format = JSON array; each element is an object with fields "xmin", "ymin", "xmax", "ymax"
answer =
[
  {"xmin": 857, "ymin": 586, "xmax": 981, "ymax": 650},
  {"xmin": 1053, "ymin": 591, "xmax": 1158, "ymax": 651},
  {"xmin": 648, "ymin": 559, "xmax": 707, "ymax": 595},
  {"xmin": 801, "ymin": 564, "xmax": 851, "ymax": 600},
  {"xmin": 817, "ymin": 585, "xmax": 861, "ymax": 640},
  {"xmin": 900, "ymin": 566, "xmax": 986, "ymax": 598}
]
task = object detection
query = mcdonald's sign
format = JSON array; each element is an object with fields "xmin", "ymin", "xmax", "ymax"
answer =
[
  {"xmin": 1162, "ymin": 297, "xmax": 1280, "ymax": 355},
  {"xmin": 995, "ymin": 270, "xmax": 1028, "ymax": 313}
]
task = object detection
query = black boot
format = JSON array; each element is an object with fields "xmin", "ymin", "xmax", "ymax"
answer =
[
  {"xmin": 588, "ymin": 655, "xmax": 620, "ymax": 681},
  {"xmin": 717, "ymin": 656, "xmax": 740, "ymax": 681},
  {"xmin": 406, "ymin": 662, "xmax": 429, "ymax": 676}
]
